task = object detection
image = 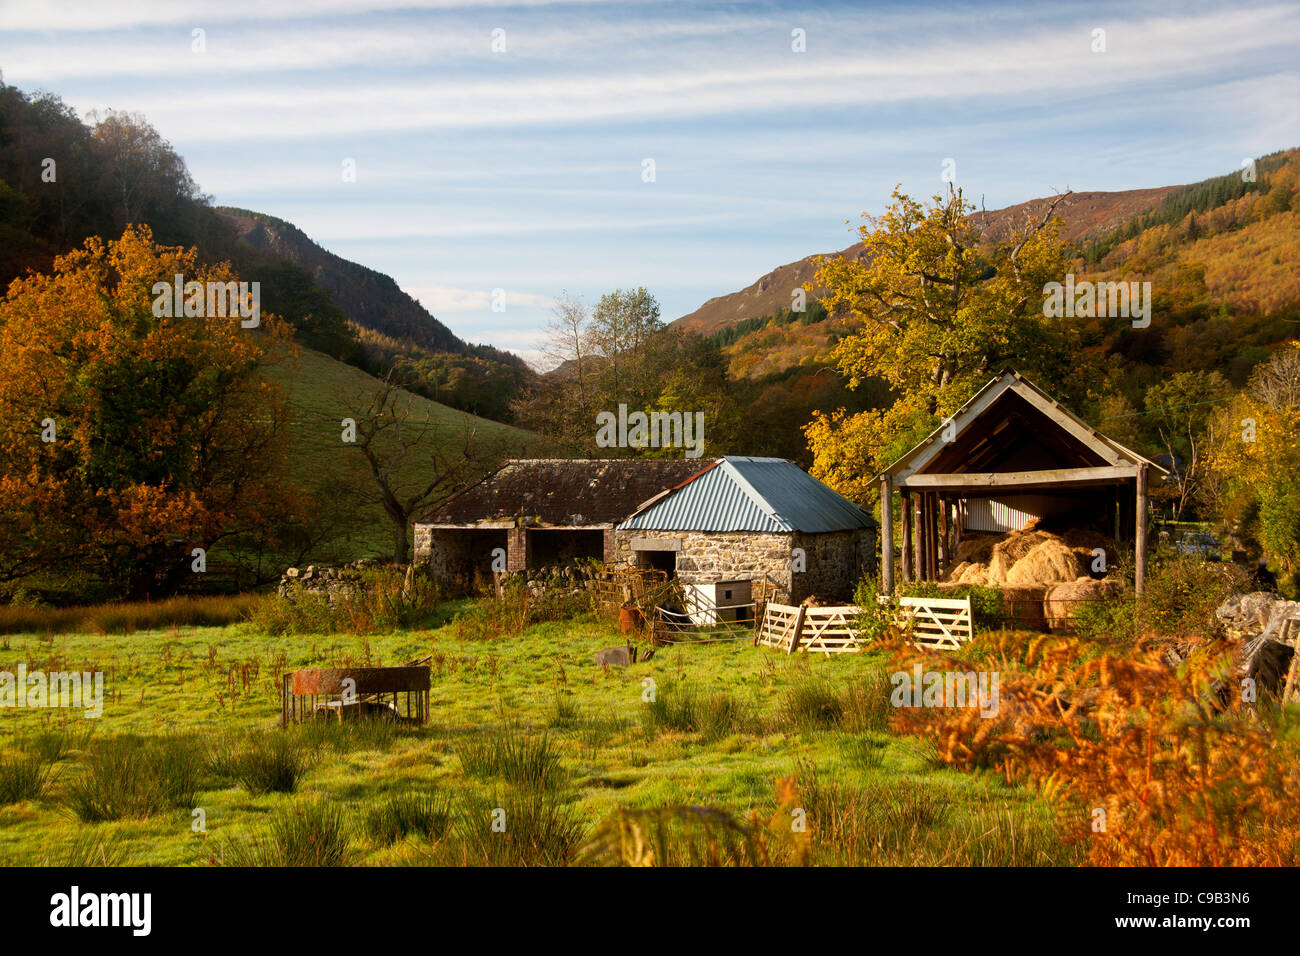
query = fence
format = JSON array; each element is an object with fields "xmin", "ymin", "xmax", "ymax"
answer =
[{"xmin": 755, "ymin": 595, "xmax": 974, "ymax": 655}]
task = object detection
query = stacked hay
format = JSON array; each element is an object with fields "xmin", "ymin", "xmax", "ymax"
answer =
[{"xmin": 944, "ymin": 526, "xmax": 1123, "ymax": 631}]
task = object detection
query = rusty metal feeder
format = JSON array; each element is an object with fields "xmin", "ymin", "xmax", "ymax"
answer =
[{"xmin": 281, "ymin": 666, "xmax": 431, "ymax": 725}]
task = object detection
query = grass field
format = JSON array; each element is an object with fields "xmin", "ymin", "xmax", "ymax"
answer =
[
  {"xmin": 266, "ymin": 346, "xmax": 544, "ymax": 559},
  {"xmin": 0, "ymin": 601, "xmax": 1077, "ymax": 866}
]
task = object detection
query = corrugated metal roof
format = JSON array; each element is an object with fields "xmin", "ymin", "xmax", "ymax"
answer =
[{"xmin": 618, "ymin": 457, "xmax": 876, "ymax": 533}]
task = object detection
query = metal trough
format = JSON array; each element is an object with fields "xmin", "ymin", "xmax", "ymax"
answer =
[{"xmin": 280, "ymin": 666, "xmax": 431, "ymax": 725}]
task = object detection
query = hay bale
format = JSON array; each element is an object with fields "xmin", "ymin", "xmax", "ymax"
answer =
[
  {"xmin": 946, "ymin": 527, "xmax": 1118, "ymax": 588},
  {"xmin": 1043, "ymin": 578, "xmax": 1123, "ymax": 631},
  {"xmin": 1005, "ymin": 538, "xmax": 1085, "ymax": 586},
  {"xmin": 1000, "ymin": 585, "xmax": 1050, "ymax": 630}
]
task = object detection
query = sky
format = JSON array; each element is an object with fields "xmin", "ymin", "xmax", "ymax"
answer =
[{"xmin": 2, "ymin": 0, "xmax": 1298, "ymax": 364}]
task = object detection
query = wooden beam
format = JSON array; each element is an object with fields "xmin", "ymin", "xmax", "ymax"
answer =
[
  {"xmin": 899, "ymin": 466, "xmax": 1138, "ymax": 489},
  {"xmin": 939, "ymin": 497, "xmax": 949, "ymax": 570},
  {"xmin": 1135, "ymin": 464, "xmax": 1148, "ymax": 597},
  {"xmin": 880, "ymin": 478, "xmax": 895, "ymax": 596},
  {"xmin": 901, "ymin": 491, "xmax": 913, "ymax": 583}
]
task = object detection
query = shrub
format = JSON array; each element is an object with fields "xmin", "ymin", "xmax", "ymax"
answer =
[
  {"xmin": 887, "ymin": 630, "xmax": 1300, "ymax": 865},
  {"xmin": 1138, "ymin": 555, "xmax": 1246, "ymax": 639},
  {"xmin": 249, "ymin": 566, "xmax": 446, "ymax": 636}
]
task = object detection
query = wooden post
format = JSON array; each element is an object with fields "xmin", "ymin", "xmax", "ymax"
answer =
[
  {"xmin": 939, "ymin": 496, "xmax": 949, "ymax": 573},
  {"xmin": 787, "ymin": 604, "xmax": 807, "ymax": 655},
  {"xmin": 880, "ymin": 477, "xmax": 895, "ymax": 595},
  {"xmin": 901, "ymin": 491, "xmax": 913, "ymax": 583},
  {"xmin": 924, "ymin": 493, "xmax": 937, "ymax": 581},
  {"xmin": 1135, "ymin": 465, "xmax": 1148, "ymax": 597}
]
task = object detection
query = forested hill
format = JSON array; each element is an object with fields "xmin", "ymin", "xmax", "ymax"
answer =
[
  {"xmin": 217, "ymin": 206, "xmax": 464, "ymax": 355},
  {"xmin": 0, "ymin": 84, "xmax": 532, "ymax": 423}
]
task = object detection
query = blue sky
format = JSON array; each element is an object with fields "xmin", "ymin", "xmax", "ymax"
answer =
[{"xmin": 2, "ymin": 0, "xmax": 1297, "ymax": 363}]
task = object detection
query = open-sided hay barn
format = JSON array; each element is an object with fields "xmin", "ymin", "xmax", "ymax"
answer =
[
  {"xmin": 412, "ymin": 459, "xmax": 706, "ymax": 582},
  {"xmin": 614, "ymin": 456, "xmax": 876, "ymax": 608},
  {"xmin": 878, "ymin": 369, "xmax": 1166, "ymax": 597}
]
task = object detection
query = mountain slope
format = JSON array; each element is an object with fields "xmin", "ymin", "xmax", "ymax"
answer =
[
  {"xmin": 218, "ymin": 206, "xmax": 466, "ymax": 355},
  {"xmin": 673, "ymin": 185, "xmax": 1178, "ymax": 336}
]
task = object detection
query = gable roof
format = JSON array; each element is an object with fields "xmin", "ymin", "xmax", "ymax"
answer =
[
  {"xmin": 418, "ymin": 458, "xmax": 713, "ymax": 527},
  {"xmin": 618, "ymin": 457, "xmax": 876, "ymax": 533},
  {"xmin": 882, "ymin": 369, "xmax": 1164, "ymax": 486}
]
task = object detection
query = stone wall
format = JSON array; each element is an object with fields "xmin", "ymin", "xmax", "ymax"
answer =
[
  {"xmin": 612, "ymin": 527, "xmax": 873, "ymax": 604},
  {"xmin": 612, "ymin": 529, "xmax": 793, "ymax": 601},
  {"xmin": 790, "ymin": 529, "xmax": 875, "ymax": 603},
  {"xmin": 414, "ymin": 526, "xmax": 508, "ymax": 583}
]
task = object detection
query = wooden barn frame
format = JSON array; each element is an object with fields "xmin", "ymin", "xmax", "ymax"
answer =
[{"xmin": 877, "ymin": 370, "xmax": 1166, "ymax": 596}]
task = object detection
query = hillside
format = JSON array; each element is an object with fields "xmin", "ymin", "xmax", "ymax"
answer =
[
  {"xmin": 218, "ymin": 207, "xmax": 466, "ymax": 355},
  {"xmin": 266, "ymin": 345, "xmax": 544, "ymax": 560},
  {"xmin": 674, "ymin": 186, "xmax": 1178, "ymax": 336}
]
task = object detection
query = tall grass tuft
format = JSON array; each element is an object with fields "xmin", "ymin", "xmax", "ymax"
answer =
[
  {"xmin": 0, "ymin": 752, "xmax": 53, "ymax": 804},
  {"xmin": 457, "ymin": 728, "xmax": 567, "ymax": 791},
  {"xmin": 231, "ymin": 733, "xmax": 308, "ymax": 795},
  {"xmin": 641, "ymin": 683, "xmax": 750, "ymax": 741},
  {"xmin": 433, "ymin": 790, "xmax": 586, "ymax": 866},
  {"xmin": 221, "ymin": 801, "xmax": 352, "ymax": 867},
  {"xmin": 779, "ymin": 677, "xmax": 845, "ymax": 730},
  {"xmin": 62, "ymin": 735, "xmax": 204, "ymax": 821},
  {"xmin": 0, "ymin": 594, "xmax": 261, "ymax": 635},
  {"xmin": 364, "ymin": 791, "xmax": 452, "ymax": 846}
]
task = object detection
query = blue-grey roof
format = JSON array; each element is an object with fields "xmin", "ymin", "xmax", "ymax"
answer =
[{"xmin": 617, "ymin": 457, "xmax": 875, "ymax": 533}]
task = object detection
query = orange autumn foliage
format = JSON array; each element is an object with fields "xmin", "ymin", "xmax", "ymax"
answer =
[{"xmin": 0, "ymin": 226, "xmax": 303, "ymax": 597}]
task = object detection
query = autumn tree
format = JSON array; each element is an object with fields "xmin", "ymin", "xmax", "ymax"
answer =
[
  {"xmin": 0, "ymin": 225, "xmax": 301, "ymax": 598},
  {"xmin": 804, "ymin": 185, "xmax": 1081, "ymax": 502},
  {"xmin": 1204, "ymin": 345, "xmax": 1300, "ymax": 573},
  {"xmin": 343, "ymin": 372, "xmax": 481, "ymax": 564},
  {"xmin": 1143, "ymin": 369, "xmax": 1230, "ymax": 520},
  {"xmin": 514, "ymin": 287, "xmax": 738, "ymax": 457}
]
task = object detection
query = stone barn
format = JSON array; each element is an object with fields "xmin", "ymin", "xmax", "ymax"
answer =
[
  {"xmin": 413, "ymin": 458, "xmax": 708, "ymax": 583},
  {"xmin": 613, "ymin": 456, "xmax": 876, "ymax": 608}
]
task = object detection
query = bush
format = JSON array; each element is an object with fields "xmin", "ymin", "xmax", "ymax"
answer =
[
  {"xmin": 249, "ymin": 565, "xmax": 446, "ymax": 636},
  {"xmin": 1138, "ymin": 555, "xmax": 1246, "ymax": 638}
]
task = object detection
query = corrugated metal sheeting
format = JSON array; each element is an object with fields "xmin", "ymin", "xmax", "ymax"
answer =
[
  {"xmin": 618, "ymin": 457, "xmax": 875, "ymax": 533},
  {"xmin": 961, "ymin": 494, "xmax": 1075, "ymax": 533}
]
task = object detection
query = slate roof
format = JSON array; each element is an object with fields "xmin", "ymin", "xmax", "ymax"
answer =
[{"xmin": 417, "ymin": 458, "xmax": 713, "ymax": 527}]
